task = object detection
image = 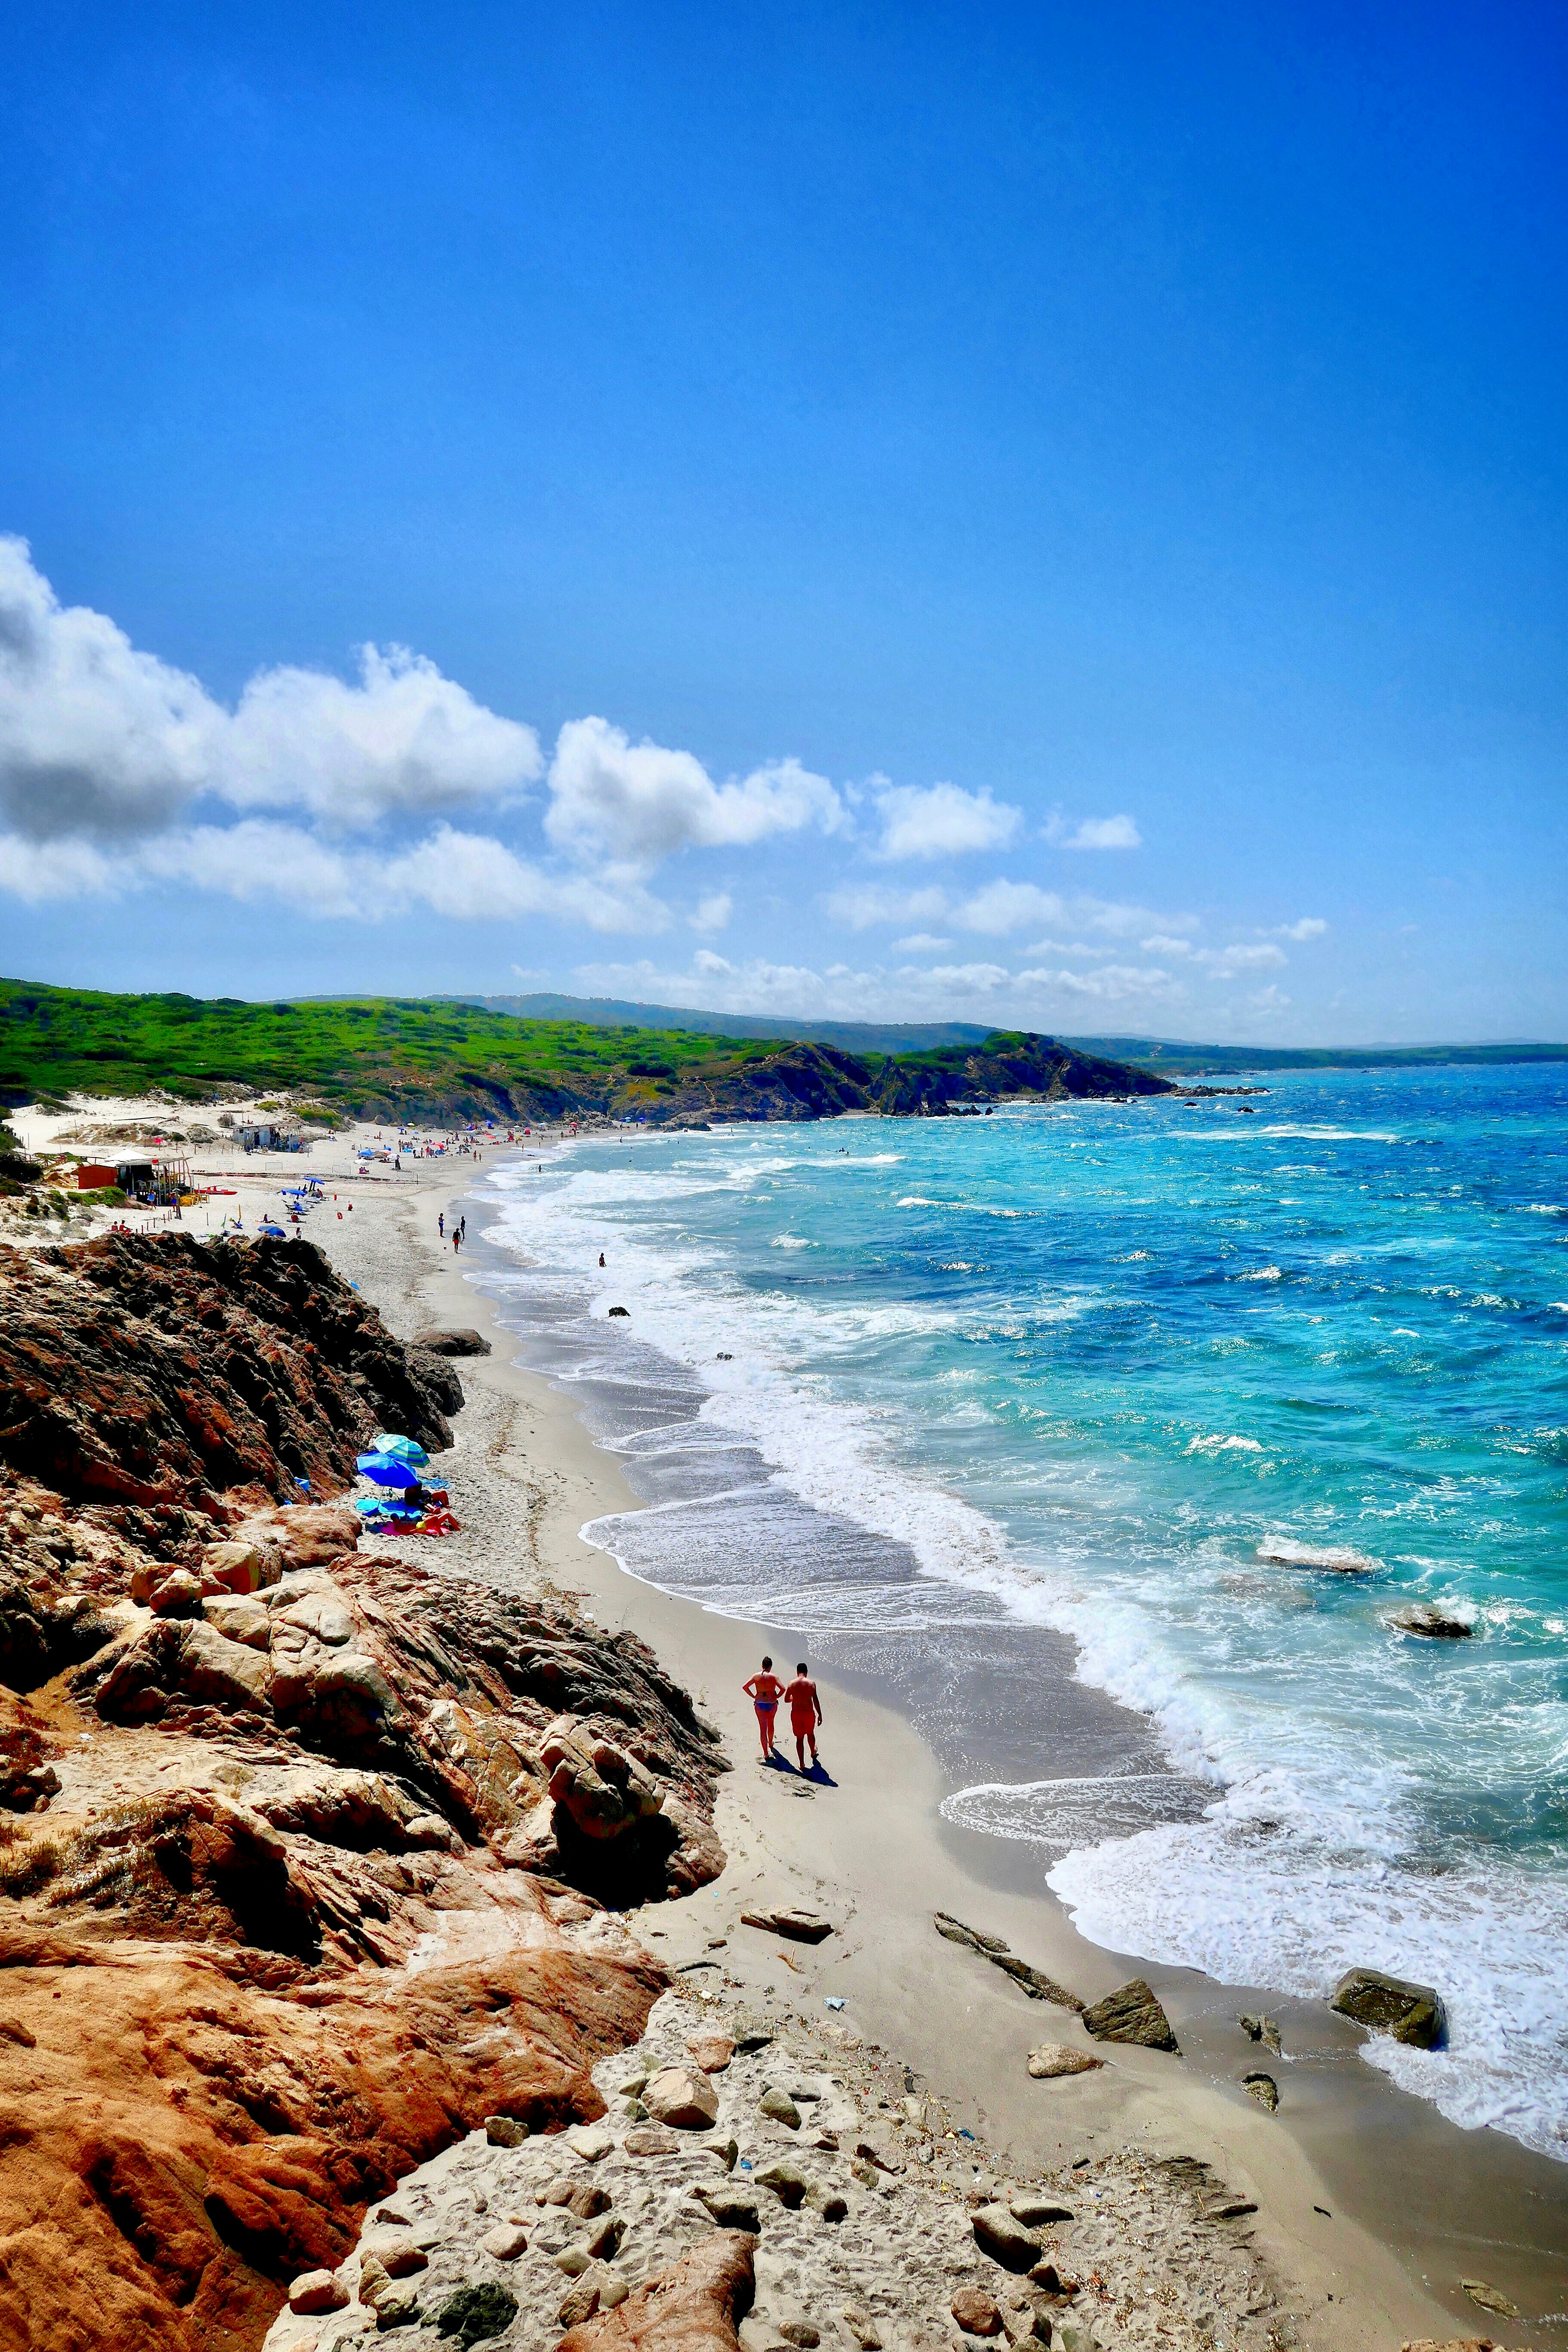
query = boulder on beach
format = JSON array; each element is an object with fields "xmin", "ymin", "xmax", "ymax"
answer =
[
  {"xmin": 1243, "ymin": 2071, "xmax": 1279, "ymax": 2112},
  {"xmin": 415, "ymin": 1326, "xmax": 492, "ymax": 1356},
  {"xmin": 1081, "ymin": 1979, "xmax": 1180, "ymax": 2053},
  {"xmin": 1026, "ymin": 2044, "xmax": 1103, "ymax": 2079},
  {"xmin": 971, "ymin": 2202, "xmax": 1043, "ymax": 2272},
  {"xmin": 643, "ymin": 2064, "xmax": 720, "ymax": 2128},
  {"xmin": 1330, "ymin": 1967, "xmax": 1448, "ymax": 2049},
  {"xmin": 741, "ymin": 1905, "xmax": 835, "ymax": 1942}
]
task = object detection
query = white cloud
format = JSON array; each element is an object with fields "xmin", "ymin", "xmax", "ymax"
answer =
[
  {"xmin": 1016, "ymin": 962, "xmax": 1184, "ymax": 1002},
  {"xmin": 952, "ymin": 880, "xmax": 1067, "ymax": 935},
  {"xmin": 1140, "ymin": 933, "xmax": 1195, "ymax": 956},
  {"xmin": 223, "ymin": 644, "xmax": 542, "ymax": 827},
  {"xmin": 1270, "ymin": 916, "xmax": 1327, "ymax": 942},
  {"xmin": 545, "ymin": 716, "xmax": 842, "ymax": 868},
  {"xmin": 824, "ymin": 883, "xmax": 950, "ymax": 930},
  {"xmin": 0, "ymin": 831, "xmax": 115, "ymax": 901},
  {"xmin": 891, "ymin": 933, "xmax": 953, "ymax": 952},
  {"xmin": 689, "ymin": 891, "xmax": 732, "ymax": 934},
  {"xmin": 1196, "ymin": 942, "xmax": 1288, "ymax": 977},
  {"xmin": 0, "ymin": 536, "xmax": 220, "ymax": 841},
  {"xmin": 0, "ymin": 537, "xmax": 540, "ymax": 841},
  {"xmin": 1045, "ymin": 812, "xmax": 1142, "ymax": 851},
  {"xmin": 872, "ymin": 779, "xmax": 1021, "ymax": 861}
]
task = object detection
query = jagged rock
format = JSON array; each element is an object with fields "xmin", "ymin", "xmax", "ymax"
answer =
[
  {"xmin": 204, "ymin": 1592, "xmax": 273, "ymax": 1648},
  {"xmin": 952, "ymin": 2288, "xmax": 1006, "ymax": 2336},
  {"xmin": 1243, "ymin": 2071, "xmax": 1279, "ymax": 2111},
  {"xmin": 485, "ymin": 2115, "xmax": 529, "ymax": 2148},
  {"xmin": 1238, "ymin": 2013, "xmax": 1281, "ymax": 2054},
  {"xmin": 608, "ymin": 1305, "xmax": 631, "ymax": 1318},
  {"xmin": 1081, "ymin": 1979, "xmax": 1179, "ymax": 2053},
  {"xmin": 1330, "ymin": 1968, "xmax": 1448, "ymax": 2049},
  {"xmin": 732, "ymin": 2015, "xmax": 776, "ymax": 2052},
  {"xmin": 972, "ymin": 2204, "xmax": 1043, "ymax": 2272},
  {"xmin": 625, "ymin": 2124, "xmax": 680, "ymax": 2156},
  {"xmin": 557, "ymin": 2229, "xmax": 757, "ymax": 2352},
  {"xmin": 543, "ymin": 1715, "xmax": 666, "ymax": 1838},
  {"xmin": 1462, "ymin": 2284, "xmax": 1521, "ymax": 2319},
  {"xmin": 0, "ymin": 1232, "xmax": 452, "ymax": 1517},
  {"xmin": 416, "ymin": 1327, "xmax": 492, "ymax": 1357},
  {"xmin": 759, "ymin": 2086, "xmax": 801, "ymax": 2128},
  {"xmin": 147, "ymin": 1568, "xmax": 205, "ymax": 1617},
  {"xmin": 987, "ymin": 1952, "xmax": 1085, "ymax": 2010},
  {"xmin": 202, "ymin": 1537, "xmax": 285, "ymax": 1595},
  {"xmin": 740, "ymin": 1907, "xmax": 833, "ymax": 1942},
  {"xmin": 1026, "ymin": 2045, "xmax": 1102, "ymax": 2079},
  {"xmin": 644, "ymin": 2064, "xmax": 720, "ymax": 2128},
  {"xmin": 1389, "ymin": 1605, "xmax": 1473, "ymax": 1639}
]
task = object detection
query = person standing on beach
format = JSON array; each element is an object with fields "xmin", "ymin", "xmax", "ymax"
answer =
[
  {"xmin": 438, "ymin": 1212, "xmax": 444, "ymax": 1237},
  {"xmin": 784, "ymin": 1662, "xmax": 823, "ymax": 1770},
  {"xmin": 743, "ymin": 1658, "xmax": 785, "ymax": 1759}
]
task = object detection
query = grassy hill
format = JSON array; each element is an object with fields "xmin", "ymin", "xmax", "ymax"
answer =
[{"xmin": 0, "ymin": 979, "xmax": 1170, "ymax": 1124}]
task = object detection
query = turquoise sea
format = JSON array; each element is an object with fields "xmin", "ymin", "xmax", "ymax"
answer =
[{"xmin": 481, "ymin": 1064, "xmax": 1568, "ymax": 2161}]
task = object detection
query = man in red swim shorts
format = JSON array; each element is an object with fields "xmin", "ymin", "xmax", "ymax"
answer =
[
  {"xmin": 784, "ymin": 1661, "xmax": 823, "ymax": 1771},
  {"xmin": 743, "ymin": 1656, "xmax": 785, "ymax": 1759}
]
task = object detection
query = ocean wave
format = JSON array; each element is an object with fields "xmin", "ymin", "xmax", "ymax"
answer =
[
  {"xmin": 1186, "ymin": 1433, "xmax": 1264, "ymax": 1454},
  {"xmin": 1235, "ymin": 1265, "xmax": 1283, "ymax": 1282},
  {"xmin": 770, "ymin": 1233, "xmax": 814, "ymax": 1249},
  {"xmin": 1256, "ymin": 1537, "xmax": 1376, "ymax": 1572}
]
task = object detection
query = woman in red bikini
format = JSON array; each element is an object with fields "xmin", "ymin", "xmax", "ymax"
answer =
[{"xmin": 743, "ymin": 1657, "xmax": 785, "ymax": 1759}]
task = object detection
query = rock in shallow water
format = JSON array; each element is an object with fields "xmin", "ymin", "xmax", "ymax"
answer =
[
  {"xmin": 1243, "ymin": 2071, "xmax": 1279, "ymax": 2112},
  {"xmin": 1330, "ymin": 1967, "xmax": 1448, "ymax": 2049}
]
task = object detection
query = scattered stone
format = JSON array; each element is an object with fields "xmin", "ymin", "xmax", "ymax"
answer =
[
  {"xmin": 695, "ymin": 2184, "xmax": 765, "ymax": 2232},
  {"xmin": 934, "ymin": 1912, "xmax": 1010, "ymax": 1953},
  {"xmin": 840, "ymin": 2311, "xmax": 883, "ymax": 2349},
  {"xmin": 644, "ymin": 2064, "xmax": 721, "ymax": 2128},
  {"xmin": 148, "ymin": 1568, "xmax": 204, "ymax": 1618},
  {"xmin": 780, "ymin": 2324, "xmax": 821, "ymax": 2347},
  {"xmin": 732, "ymin": 2014, "xmax": 777, "ymax": 2051},
  {"xmin": 567, "ymin": 2183, "xmax": 612, "ymax": 2222},
  {"xmin": 689, "ymin": 2033, "xmax": 737, "ymax": 2072},
  {"xmin": 1243, "ymin": 2072, "xmax": 1279, "ymax": 2112},
  {"xmin": 288, "ymin": 2270, "xmax": 349, "ymax": 2316},
  {"xmin": 952, "ymin": 2288, "xmax": 1006, "ymax": 2337},
  {"xmin": 566, "ymin": 2121, "xmax": 618, "ymax": 2159},
  {"xmin": 1081, "ymin": 1979, "xmax": 1180, "ymax": 2053},
  {"xmin": 1330, "ymin": 1968, "xmax": 1448, "ymax": 2049},
  {"xmin": 760, "ymin": 2085, "xmax": 802, "ymax": 2128},
  {"xmin": 1389, "ymin": 1605, "xmax": 1473, "ymax": 1639},
  {"xmin": 624, "ymin": 2124, "xmax": 680, "ymax": 2156},
  {"xmin": 375, "ymin": 2286, "xmax": 423, "ymax": 2331},
  {"xmin": 1026, "ymin": 2045, "xmax": 1103, "ymax": 2079},
  {"xmin": 972, "ymin": 2204, "xmax": 1044, "ymax": 2272},
  {"xmin": 559, "ymin": 2277, "xmax": 603, "ymax": 2328},
  {"xmin": 1463, "ymin": 2282, "xmax": 1521, "ymax": 2319},
  {"xmin": 854, "ymin": 2134, "xmax": 903, "ymax": 2174},
  {"xmin": 741, "ymin": 1907, "xmax": 835, "ymax": 1942},
  {"xmin": 608, "ymin": 1305, "xmax": 631, "ymax": 1317},
  {"xmin": 1009, "ymin": 2194, "xmax": 1075, "ymax": 2226},
  {"xmin": 374, "ymin": 2239, "xmax": 429, "ymax": 2278},
  {"xmin": 1029, "ymin": 2263, "xmax": 1072, "ymax": 2296},
  {"xmin": 754, "ymin": 2159, "xmax": 811, "ymax": 2208},
  {"xmin": 1204, "ymin": 2199, "xmax": 1258, "ymax": 2222},
  {"xmin": 987, "ymin": 1954, "xmax": 1086, "ymax": 2011},
  {"xmin": 481, "ymin": 2221, "xmax": 528, "ymax": 2260},
  {"xmin": 483, "ymin": 2112, "xmax": 528, "ymax": 2148},
  {"xmin": 850, "ymin": 2160, "xmax": 881, "ymax": 2189},
  {"xmin": 1238, "ymin": 2014, "xmax": 1282, "ymax": 2054}
]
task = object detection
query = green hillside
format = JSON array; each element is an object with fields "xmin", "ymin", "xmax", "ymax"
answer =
[{"xmin": 0, "ymin": 978, "xmax": 1168, "ymax": 1124}]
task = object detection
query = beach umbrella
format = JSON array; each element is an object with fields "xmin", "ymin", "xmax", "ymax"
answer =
[
  {"xmin": 372, "ymin": 1431, "xmax": 429, "ymax": 1468},
  {"xmin": 355, "ymin": 1453, "xmax": 420, "ymax": 1488}
]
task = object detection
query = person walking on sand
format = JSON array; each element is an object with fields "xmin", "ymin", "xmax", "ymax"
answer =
[
  {"xmin": 784, "ymin": 1662, "xmax": 823, "ymax": 1770},
  {"xmin": 743, "ymin": 1658, "xmax": 785, "ymax": 1760}
]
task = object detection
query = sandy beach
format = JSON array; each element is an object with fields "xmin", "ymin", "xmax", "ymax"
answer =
[{"xmin": 13, "ymin": 1100, "xmax": 1565, "ymax": 2347}]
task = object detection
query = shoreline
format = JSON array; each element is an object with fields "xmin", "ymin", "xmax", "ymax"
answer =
[
  {"xmin": 306, "ymin": 1131, "xmax": 1568, "ymax": 2350},
  {"xmin": 13, "ymin": 1096, "xmax": 1565, "ymax": 2343}
]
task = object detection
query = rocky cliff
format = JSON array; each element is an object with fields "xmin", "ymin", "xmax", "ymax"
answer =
[{"xmin": 0, "ymin": 1236, "xmax": 725, "ymax": 2352}]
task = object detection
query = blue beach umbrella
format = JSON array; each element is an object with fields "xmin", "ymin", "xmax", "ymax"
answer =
[
  {"xmin": 355, "ymin": 1453, "xmax": 420, "ymax": 1488},
  {"xmin": 371, "ymin": 1431, "xmax": 430, "ymax": 1468}
]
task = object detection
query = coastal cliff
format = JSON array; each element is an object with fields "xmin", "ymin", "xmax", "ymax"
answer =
[{"xmin": 0, "ymin": 1235, "xmax": 725, "ymax": 2352}]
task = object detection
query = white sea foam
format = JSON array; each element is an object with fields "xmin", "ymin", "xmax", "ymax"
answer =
[
  {"xmin": 1256, "ymin": 1537, "xmax": 1376, "ymax": 1571},
  {"xmin": 476, "ymin": 1115, "xmax": 1568, "ymax": 2165},
  {"xmin": 1236, "ymin": 1265, "xmax": 1283, "ymax": 1281}
]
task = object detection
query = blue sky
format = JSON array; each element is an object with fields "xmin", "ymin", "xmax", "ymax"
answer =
[{"xmin": 1, "ymin": 1, "xmax": 1563, "ymax": 1041}]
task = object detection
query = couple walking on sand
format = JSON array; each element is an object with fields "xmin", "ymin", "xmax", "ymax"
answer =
[{"xmin": 744, "ymin": 1657, "xmax": 823, "ymax": 1772}]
